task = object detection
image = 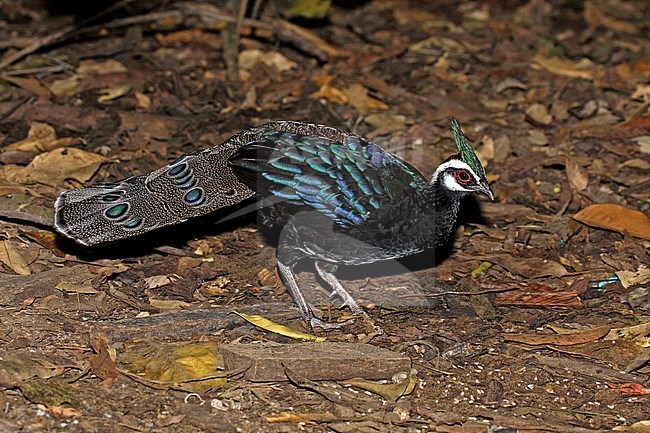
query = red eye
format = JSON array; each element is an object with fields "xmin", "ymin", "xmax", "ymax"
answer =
[{"xmin": 453, "ymin": 169, "xmax": 472, "ymax": 185}]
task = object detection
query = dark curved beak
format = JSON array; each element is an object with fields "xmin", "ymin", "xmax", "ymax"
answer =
[{"xmin": 478, "ymin": 181, "xmax": 494, "ymax": 201}]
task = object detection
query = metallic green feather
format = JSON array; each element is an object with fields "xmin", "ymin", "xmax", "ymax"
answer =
[{"xmin": 450, "ymin": 118, "xmax": 486, "ymax": 178}]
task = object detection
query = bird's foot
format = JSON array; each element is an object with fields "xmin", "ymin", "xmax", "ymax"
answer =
[{"xmin": 336, "ymin": 291, "xmax": 386, "ymax": 333}]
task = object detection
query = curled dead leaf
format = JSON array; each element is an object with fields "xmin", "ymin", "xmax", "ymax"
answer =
[
  {"xmin": 4, "ymin": 122, "xmax": 78, "ymax": 153},
  {"xmin": 565, "ymin": 157, "xmax": 589, "ymax": 192}
]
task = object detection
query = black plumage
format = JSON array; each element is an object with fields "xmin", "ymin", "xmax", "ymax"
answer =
[{"xmin": 55, "ymin": 119, "xmax": 493, "ymax": 329}]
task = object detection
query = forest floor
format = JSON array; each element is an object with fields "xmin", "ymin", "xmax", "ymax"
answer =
[{"xmin": 0, "ymin": 1, "xmax": 649, "ymax": 432}]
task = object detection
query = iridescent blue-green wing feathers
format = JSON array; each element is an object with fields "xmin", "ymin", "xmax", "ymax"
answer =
[{"xmin": 228, "ymin": 130, "xmax": 427, "ymax": 228}]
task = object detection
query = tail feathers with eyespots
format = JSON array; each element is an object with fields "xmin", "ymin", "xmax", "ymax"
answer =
[{"xmin": 54, "ymin": 147, "xmax": 254, "ymax": 246}]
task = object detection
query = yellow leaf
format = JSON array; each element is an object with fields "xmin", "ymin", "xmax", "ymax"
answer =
[
  {"xmin": 119, "ymin": 340, "xmax": 226, "ymax": 392},
  {"xmin": 275, "ymin": 0, "xmax": 331, "ymax": 19},
  {"xmin": 231, "ymin": 312, "xmax": 326, "ymax": 342}
]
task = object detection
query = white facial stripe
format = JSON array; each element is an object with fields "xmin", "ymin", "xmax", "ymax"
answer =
[
  {"xmin": 432, "ymin": 159, "xmax": 481, "ymax": 184},
  {"xmin": 443, "ymin": 174, "xmax": 472, "ymax": 192}
]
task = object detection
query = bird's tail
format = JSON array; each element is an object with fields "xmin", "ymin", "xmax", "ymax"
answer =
[{"xmin": 54, "ymin": 146, "xmax": 254, "ymax": 246}]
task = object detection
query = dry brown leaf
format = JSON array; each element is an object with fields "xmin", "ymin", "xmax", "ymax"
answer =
[
  {"xmin": 239, "ymin": 49, "xmax": 298, "ymax": 72},
  {"xmin": 342, "ymin": 83, "xmax": 388, "ymax": 115},
  {"xmin": 5, "ymin": 122, "xmax": 77, "ymax": 153},
  {"xmin": 89, "ymin": 337, "xmax": 119, "ymax": 385},
  {"xmin": 155, "ymin": 414, "xmax": 186, "ymax": 427},
  {"xmin": 78, "ymin": 59, "xmax": 128, "ymax": 75},
  {"xmin": 134, "ymin": 91, "xmax": 151, "ymax": 109},
  {"xmin": 48, "ymin": 74, "xmax": 94, "ymax": 98},
  {"xmin": 565, "ymin": 157, "xmax": 589, "ymax": 192},
  {"xmin": 616, "ymin": 265, "xmax": 650, "ymax": 289},
  {"xmin": 476, "ymin": 136, "xmax": 495, "ymax": 167},
  {"xmin": 0, "ymin": 240, "xmax": 31, "ymax": 275},
  {"xmin": 504, "ymin": 326, "xmax": 610, "ymax": 346},
  {"xmin": 525, "ymin": 103, "xmax": 553, "ymax": 126},
  {"xmin": 533, "ymin": 54, "xmax": 597, "ymax": 80},
  {"xmin": 492, "ymin": 134, "xmax": 511, "ymax": 161},
  {"xmin": 118, "ymin": 112, "xmax": 177, "ymax": 140},
  {"xmin": 603, "ymin": 322, "xmax": 650, "ymax": 344},
  {"xmin": 143, "ymin": 275, "xmax": 173, "ymax": 289},
  {"xmin": 491, "ymin": 255, "xmax": 568, "ymax": 278},
  {"xmin": 1, "ymin": 76, "xmax": 51, "ymax": 97},
  {"xmin": 23, "ymin": 147, "xmax": 107, "ymax": 186},
  {"xmin": 310, "ymin": 83, "xmax": 348, "ymax": 105},
  {"xmin": 21, "ymin": 230, "xmax": 66, "ymax": 257},
  {"xmin": 613, "ymin": 420, "xmax": 650, "ymax": 432},
  {"xmin": 0, "ymin": 354, "xmax": 65, "ymax": 387},
  {"xmin": 55, "ymin": 272, "xmax": 98, "ymax": 294},
  {"xmin": 148, "ymin": 298, "xmax": 191, "ymax": 310},
  {"xmin": 342, "ymin": 373, "xmax": 416, "ymax": 402},
  {"xmin": 607, "ymin": 383, "xmax": 650, "ymax": 396},
  {"xmin": 584, "ymin": 1, "xmax": 639, "ymax": 34},
  {"xmin": 615, "ymin": 60, "xmax": 650, "ymax": 86},
  {"xmin": 197, "ymin": 276, "xmax": 230, "ymax": 297},
  {"xmin": 393, "ymin": 8, "xmax": 441, "ymax": 25},
  {"xmin": 573, "ymin": 204, "xmax": 650, "ymax": 240}
]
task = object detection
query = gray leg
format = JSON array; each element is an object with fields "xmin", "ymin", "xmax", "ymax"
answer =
[
  {"xmin": 276, "ymin": 260, "xmax": 353, "ymax": 331},
  {"xmin": 314, "ymin": 261, "xmax": 368, "ymax": 317}
]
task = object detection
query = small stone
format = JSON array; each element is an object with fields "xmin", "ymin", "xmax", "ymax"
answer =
[{"xmin": 528, "ymin": 129, "xmax": 549, "ymax": 145}]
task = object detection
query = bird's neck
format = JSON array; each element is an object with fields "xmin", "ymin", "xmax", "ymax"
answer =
[{"xmin": 428, "ymin": 176, "xmax": 465, "ymax": 244}]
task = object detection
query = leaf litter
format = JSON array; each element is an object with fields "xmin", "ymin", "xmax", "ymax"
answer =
[{"xmin": 0, "ymin": 0, "xmax": 648, "ymax": 432}]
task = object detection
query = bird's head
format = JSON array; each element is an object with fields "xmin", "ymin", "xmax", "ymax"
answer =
[{"xmin": 431, "ymin": 118, "xmax": 494, "ymax": 200}]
